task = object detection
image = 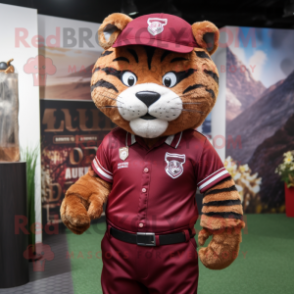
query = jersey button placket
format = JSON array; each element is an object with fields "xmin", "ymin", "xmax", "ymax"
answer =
[{"xmin": 138, "ymin": 163, "xmax": 151, "ymax": 231}]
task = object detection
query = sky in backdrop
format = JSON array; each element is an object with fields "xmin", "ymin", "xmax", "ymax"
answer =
[{"xmin": 228, "ymin": 26, "xmax": 294, "ymax": 88}]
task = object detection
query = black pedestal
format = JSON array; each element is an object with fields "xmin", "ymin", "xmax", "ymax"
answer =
[{"xmin": 0, "ymin": 162, "xmax": 29, "ymax": 288}]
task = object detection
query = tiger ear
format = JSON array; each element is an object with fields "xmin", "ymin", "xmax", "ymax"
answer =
[
  {"xmin": 98, "ymin": 13, "xmax": 132, "ymax": 50},
  {"xmin": 191, "ymin": 21, "xmax": 219, "ymax": 55}
]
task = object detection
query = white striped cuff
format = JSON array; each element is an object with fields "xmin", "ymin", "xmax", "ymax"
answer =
[
  {"xmin": 198, "ymin": 168, "xmax": 230, "ymax": 192},
  {"xmin": 92, "ymin": 157, "xmax": 113, "ymax": 181}
]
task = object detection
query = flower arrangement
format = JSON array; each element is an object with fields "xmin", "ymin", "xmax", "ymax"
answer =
[
  {"xmin": 224, "ymin": 156, "xmax": 262, "ymax": 213},
  {"xmin": 275, "ymin": 151, "xmax": 294, "ymax": 188}
]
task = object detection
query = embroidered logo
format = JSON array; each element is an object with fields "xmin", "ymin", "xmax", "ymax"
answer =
[
  {"xmin": 118, "ymin": 162, "xmax": 129, "ymax": 169},
  {"xmin": 147, "ymin": 18, "xmax": 168, "ymax": 36},
  {"xmin": 119, "ymin": 147, "xmax": 129, "ymax": 161},
  {"xmin": 165, "ymin": 152, "xmax": 186, "ymax": 179}
]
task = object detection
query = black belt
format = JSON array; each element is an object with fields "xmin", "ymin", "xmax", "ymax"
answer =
[{"xmin": 110, "ymin": 227, "xmax": 189, "ymax": 247}]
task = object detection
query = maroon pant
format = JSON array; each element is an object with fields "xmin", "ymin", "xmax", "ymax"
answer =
[{"xmin": 101, "ymin": 227, "xmax": 199, "ymax": 294}]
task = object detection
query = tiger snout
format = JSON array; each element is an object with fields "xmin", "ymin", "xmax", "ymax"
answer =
[{"xmin": 117, "ymin": 83, "xmax": 183, "ymax": 138}]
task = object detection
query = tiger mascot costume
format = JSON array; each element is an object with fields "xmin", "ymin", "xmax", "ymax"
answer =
[{"xmin": 61, "ymin": 13, "xmax": 245, "ymax": 294}]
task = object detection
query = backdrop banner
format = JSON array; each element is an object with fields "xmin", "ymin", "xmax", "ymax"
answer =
[
  {"xmin": 38, "ymin": 15, "xmax": 108, "ymax": 226},
  {"xmin": 40, "ymin": 100, "xmax": 114, "ymax": 224},
  {"xmin": 224, "ymin": 26, "xmax": 294, "ymax": 213}
]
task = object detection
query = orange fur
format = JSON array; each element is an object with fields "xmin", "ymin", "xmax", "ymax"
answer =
[
  {"xmin": 202, "ymin": 204, "xmax": 243, "ymax": 215},
  {"xmin": 207, "ymin": 178, "xmax": 235, "ymax": 190},
  {"xmin": 60, "ymin": 172, "xmax": 111, "ymax": 234},
  {"xmin": 198, "ymin": 229, "xmax": 242, "ymax": 270},
  {"xmin": 202, "ymin": 178, "xmax": 241, "ymax": 203},
  {"xmin": 98, "ymin": 13, "xmax": 132, "ymax": 49},
  {"xmin": 91, "ymin": 45, "xmax": 219, "ymax": 136},
  {"xmin": 203, "ymin": 191, "xmax": 241, "ymax": 204},
  {"xmin": 200, "ymin": 214, "xmax": 245, "ymax": 231},
  {"xmin": 192, "ymin": 21, "xmax": 219, "ymax": 54}
]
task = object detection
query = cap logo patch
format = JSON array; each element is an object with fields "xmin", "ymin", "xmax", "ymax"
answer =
[
  {"xmin": 147, "ymin": 18, "xmax": 168, "ymax": 36},
  {"xmin": 165, "ymin": 152, "xmax": 186, "ymax": 179}
]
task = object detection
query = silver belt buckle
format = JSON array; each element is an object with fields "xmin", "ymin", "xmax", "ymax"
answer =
[{"xmin": 136, "ymin": 232, "xmax": 156, "ymax": 246}]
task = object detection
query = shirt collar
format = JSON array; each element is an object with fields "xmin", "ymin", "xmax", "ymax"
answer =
[
  {"xmin": 165, "ymin": 132, "xmax": 183, "ymax": 149},
  {"xmin": 126, "ymin": 132, "xmax": 136, "ymax": 147},
  {"xmin": 126, "ymin": 131, "xmax": 183, "ymax": 149}
]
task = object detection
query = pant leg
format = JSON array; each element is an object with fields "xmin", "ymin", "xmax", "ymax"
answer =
[
  {"xmin": 101, "ymin": 230, "xmax": 149, "ymax": 294},
  {"xmin": 143, "ymin": 238, "xmax": 199, "ymax": 294}
]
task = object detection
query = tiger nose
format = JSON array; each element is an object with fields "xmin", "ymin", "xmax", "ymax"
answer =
[{"xmin": 135, "ymin": 91, "xmax": 161, "ymax": 108}]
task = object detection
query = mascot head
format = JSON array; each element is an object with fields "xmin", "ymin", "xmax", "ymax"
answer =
[{"xmin": 91, "ymin": 13, "xmax": 219, "ymax": 138}]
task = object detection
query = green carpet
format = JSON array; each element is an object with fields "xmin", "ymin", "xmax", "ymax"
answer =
[{"xmin": 66, "ymin": 214, "xmax": 294, "ymax": 293}]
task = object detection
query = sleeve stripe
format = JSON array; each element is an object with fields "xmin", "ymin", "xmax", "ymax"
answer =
[
  {"xmin": 92, "ymin": 159, "xmax": 113, "ymax": 181},
  {"xmin": 203, "ymin": 199, "xmax": 241, "ymax": 206},
  {"xmin": 204, "ymin": 185, "xmax": 237, "ymax": 197},
  {"xmin": 212, "ymin": 176, "xmax": 232, "ymax": 187},
  {"xmin": 198, "ymin": 167, "xmax": 226, "ymax": 185},
  {"xmin": 198, "ymin": 169, "xmax": 230, "ymax": 191},
  {"xmin": 95, "ymin": 157, "xmax": 113, "ymax": 175},
  {"xmin": 203, "ymin": 212, "xmax": 243, "ymax": 220}
]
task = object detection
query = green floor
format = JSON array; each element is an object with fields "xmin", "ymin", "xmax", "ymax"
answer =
[{"xmin": 66, "ymin": 214, "xmax": 294, "ymax": 294}]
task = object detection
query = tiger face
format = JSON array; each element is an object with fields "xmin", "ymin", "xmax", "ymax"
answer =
[{"xmin": 91, "ymin": 13, "xmax": 219, "ymax": 138}]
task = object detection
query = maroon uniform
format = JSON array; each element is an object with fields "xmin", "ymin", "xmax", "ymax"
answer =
[{"xmin": 92, "ymin": 128, "xmax": 230, "ymax": 293}]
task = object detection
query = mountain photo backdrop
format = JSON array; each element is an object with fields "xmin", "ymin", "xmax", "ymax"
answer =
[{"xmin": 225, "ymin": 27, "xmax": 294, "ymax": 213}]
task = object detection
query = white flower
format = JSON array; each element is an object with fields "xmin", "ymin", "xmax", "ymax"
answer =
[
  {"xmin": 252, "ymin": 185, "xmax": 260, "ymax": 194},
  {"xmin": 284, "ymin": 156, "xmax": 293, "ymax": 164},
  {"xmin": 256, "ymin": 178, "xmax": 262, "ymax": 185},
  {"xmin": 234, "ymin": 172, "xmax": 241, "ymax": 180},
  {"xmin": 235, "ymin": 184, "xmax": 243, "ymax": 192}
]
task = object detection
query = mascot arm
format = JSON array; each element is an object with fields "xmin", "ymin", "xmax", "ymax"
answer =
[
  {"xmin": 60, "ymin": 166, "xmax": 111, "ymax": 234},
  {"xmin": 198, "ymin": 177, "xmax": 245, "ymax": 269}
]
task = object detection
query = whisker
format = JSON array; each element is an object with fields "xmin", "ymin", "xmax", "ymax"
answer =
[
  {"xmin": 171, "ymin": 91, "xmax": 206, "ymax": 100},
  {"xmin": 171, "ymin": 108, "xmax": 204, "ymax": 115},
  {"xmin": 100, "ymin": 106, "xmax": 124, "ymax": 109},
  {"xmin": 98, "ymin": 94, "xmax": 124, "ymax": 104},
  {"xmin": 92, "ymin": 87, "xmax": 125, "ymax": 101},
  {"xmin": 179, "ymin": 102, "xmax": 203, "ymax": 105},
  {"xmin": 170, "ymin": 91, "xmax": 208, "ymax": 101},
  {"xmin": 100, "ymin": 89, "xmax": 123, "ymax": 99},
  {"xmin": 100, "ymin": 90, "xmax": 125, "ymax": 101},
  {"xmin": 99, "ymin": 105, "xmax": 131, "ymax": 111}
]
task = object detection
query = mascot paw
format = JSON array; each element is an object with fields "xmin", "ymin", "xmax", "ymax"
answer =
[
  {"xmin": 198, "ymin": 228, "xmax": 241, "ymax": 270},
  {"xmin": 60, "ymin": 195, "xmax": 90, "ymax": 234},
  {"xmin": 87, "ymin": 195, "xmax": 104, "ymax": 220}
]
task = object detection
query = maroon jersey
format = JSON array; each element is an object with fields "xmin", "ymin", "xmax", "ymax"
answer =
[{"xmin": 92, "ymin": 128, "xmax": 230, "ymax": 234}]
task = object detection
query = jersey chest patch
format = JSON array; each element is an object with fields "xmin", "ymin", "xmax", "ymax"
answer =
[
  {"xmin": 119, "ymin": 147, "xmax": 129, "ymax": 161},
  {"xmin": 165, "ymin": 152, "xmax": 186, "ymax": 179}
]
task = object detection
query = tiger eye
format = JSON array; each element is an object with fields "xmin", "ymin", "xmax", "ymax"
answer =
[
  {"xmin": 128, "ymin": 76, "xmax": 135, "ymax": 86},
  {"xmin": 164, "ymin": 77, "xmax": 171, "ymax": 87}
]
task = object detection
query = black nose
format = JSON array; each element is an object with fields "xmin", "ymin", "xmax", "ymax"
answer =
[{"xmin": 135, "ymin": 91, "xmax": 160, "ymax": 108}]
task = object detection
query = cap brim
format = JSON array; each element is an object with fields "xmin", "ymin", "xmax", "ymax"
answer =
[{"xmin": 113, "ymin": 38, "xmax": 195, "ymax": 53}]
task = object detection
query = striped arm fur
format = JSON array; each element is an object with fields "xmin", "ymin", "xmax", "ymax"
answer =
[{"xmin": 200, "ymin": 176, "xmax": 245, "ymax": 231}]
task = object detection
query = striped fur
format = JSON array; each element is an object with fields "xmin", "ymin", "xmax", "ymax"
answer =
[
  {"xmin": 200, "ymin": 177, "xmax": 245, "ymax": 231},
  {"xmin": 90, "ymin": 45, "xmax": 219, "ymax": 135}
]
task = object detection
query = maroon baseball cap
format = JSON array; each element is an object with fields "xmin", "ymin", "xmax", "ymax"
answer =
[{"xmin": 113, "ymin": 13, "xmax": 198, "ymax": 53}]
